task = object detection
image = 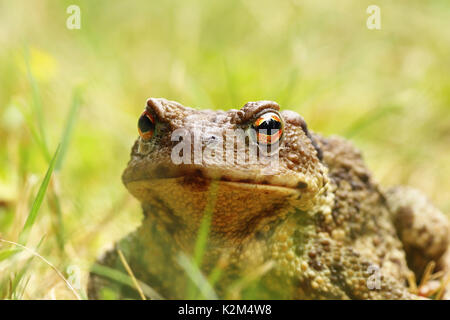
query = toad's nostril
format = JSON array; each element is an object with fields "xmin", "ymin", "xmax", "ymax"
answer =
[
  {"xmin": 297, "ymin": 181, "xmax": 308, "ymax": 189},
  {"xmin": 204, "ymin": 134, "xmax": 220, "ymax": 145}
]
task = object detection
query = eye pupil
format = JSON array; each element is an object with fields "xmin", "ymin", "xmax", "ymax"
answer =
[
  {"xmin": 256, "ymin": 118, "xmax": 281, "ymax": 132},
  {"xmin": 138, "ymin": 111, "xmax": 155, "ymax": 140},
  {"xmin": 252, "ymin": 112, "xmax": 284, "ymax": 145},
  {"xmin": 138, "ymin": 114, "xmax": 154, "ymax": 133}
]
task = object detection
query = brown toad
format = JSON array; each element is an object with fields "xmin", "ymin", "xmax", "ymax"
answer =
[{"xmin": 88, "ymin": 98, "xmax": 450, "ymax": 299}]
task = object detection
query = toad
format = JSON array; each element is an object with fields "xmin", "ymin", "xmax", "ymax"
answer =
[{"xmin": 88, "ymin": 98, "xmax": 450, "ymax": 299}]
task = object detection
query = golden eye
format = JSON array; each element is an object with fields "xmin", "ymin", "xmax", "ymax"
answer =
[
  {"xmin": 252, "ymin": 112, "xmax": 284, "ymax": 145},
  {"xmin": 138, "ymin": 110, "xmax": 155, "ymax": 141}
]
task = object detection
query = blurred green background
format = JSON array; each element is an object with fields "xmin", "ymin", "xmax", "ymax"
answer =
[{"xmin": 0, "ymin": 0, "xmax": 449, "ymax": 299}]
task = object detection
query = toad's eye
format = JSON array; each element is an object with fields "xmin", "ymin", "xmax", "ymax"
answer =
[
  {"xmin": 252, "ymin": 112, "xmax": 284, "ymax": 145},
  {"xmin": 138, "ymin": 110, "xmax": 155, "ymax": 141}
]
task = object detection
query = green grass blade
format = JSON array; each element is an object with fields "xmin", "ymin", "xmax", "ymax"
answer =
[
  {"xmin": 177, "ymin": 253, "xmax": 218, "ymax": 300},
  {"xmin": 48, "ymin": 88, "xmax": 82, "ymax": 251},
  {"xmin": 15, "ymin": 276, "xmax": 31, "ymax": 300},
  {"xmin": 0, "ymin": 248, "xmax": 21, "ymax": 261},
  {"xmin": 207, "ymin": 265, "xmax": 223, "ymax": 287},
  {"xmin": 18, "ymin": 145, "xmax": 60, "ymax": 245},
  {"xmin": 44, "ymin": 88, "xmax": 81, "ymax": 251},
  {"xmin": 193, "ymin": 181, "xmax": 219, "ymax": 265},
  {"xmin": 23, "ymin": 46, "xmax": 50, "ymax": 161},
  {"xmin": 56, "ymin": 88, "xmax": 82, "ymax": 171},
  {"xmin": 186, "ymin": 180, "xmax": 219, "ymax": 298},
  {"xmin": 48, "ymin": 189, "xmax": 65, "ymax": 251},
  {"xmin": 15, "ymin": 98, "xmax": 48, "ymax": 162}
]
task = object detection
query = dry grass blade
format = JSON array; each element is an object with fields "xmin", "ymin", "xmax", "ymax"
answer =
[
  {"xmin": 7, "ymin": 236, "xmax": 46, "ymax": 299},
  {"xmin": 419, "ymin": 261, "xmax": 436, "ymax": 289},
  {"xmin": 117, "ymin": 248, "xmax": 146, "ymax": 300},
  {"xmin": 435, "ymin": 273, "xmax": 450, "ymax": 300},
  {"xmin": 407, "ymin": 271, "xmax": 418, "ymax": 294}
]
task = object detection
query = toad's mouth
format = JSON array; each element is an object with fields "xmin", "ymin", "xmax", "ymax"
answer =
[
  {"xmin": 125, "ymin": 176, "xmax": 305, "ymax": 195},
  {"xmin": 122, "ymin": 163, "xmax": 313, "ymax": 195}
]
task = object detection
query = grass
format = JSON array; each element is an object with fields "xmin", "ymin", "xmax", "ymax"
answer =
[
  {"xmin": 23, "ymin": 46, "xmax": 51, "ymax": 162},
  {"xmin": 0, "ymin": 238, "xmax": 81, "ymax": 300},
  {"xmin": 18, "ymin": 145, "xmax": 59, "ymax": 245},
  {"xmin": 0, "ymin": 145, "xmax": 82, "ymax": 299},
  {"xmin": 0, "ymin": 0, "xmax": 449, "ymax": 299},
  {"xmin": 90, "ymin": 263, "xmax": 163, "ymax": 300},
  {"xmin": 184, "ymin": 181, "xmax": 219, "ymax": 299}
]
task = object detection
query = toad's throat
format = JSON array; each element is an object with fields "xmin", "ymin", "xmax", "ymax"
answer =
[{"xmin": 127, "ymin": 176, "xmax": 305, "ymax": 243}]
